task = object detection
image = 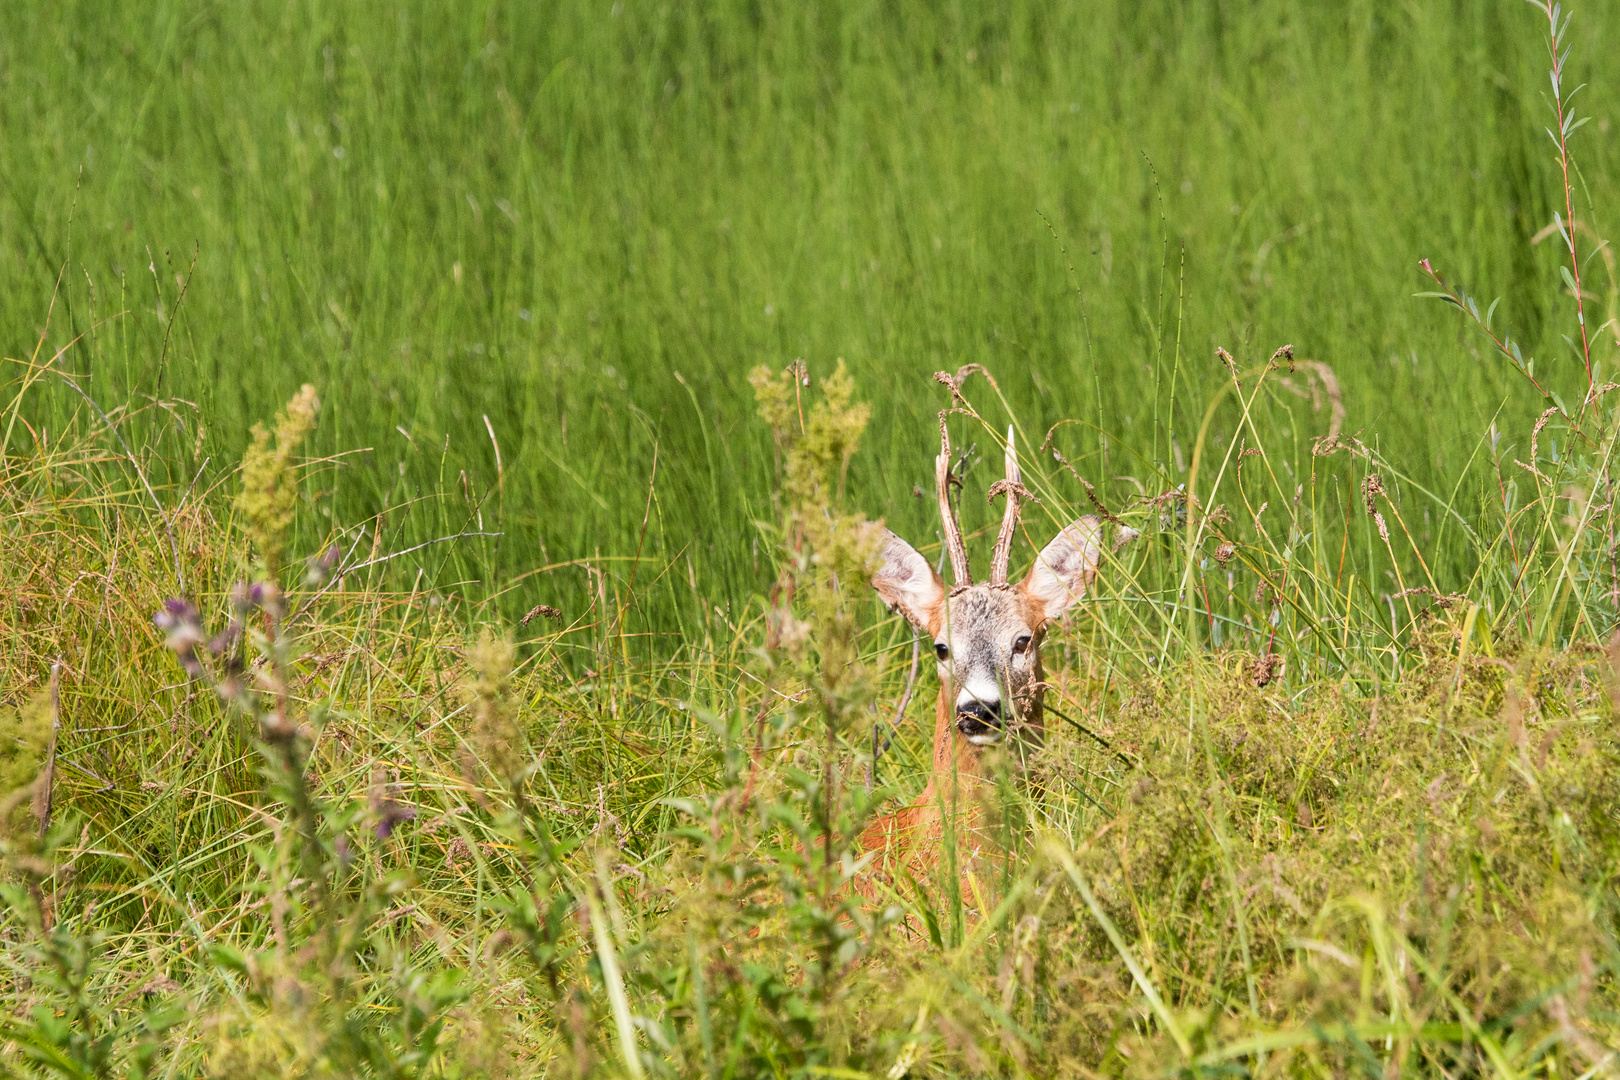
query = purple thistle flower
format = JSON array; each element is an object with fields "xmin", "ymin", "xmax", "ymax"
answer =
[
  {"xmin": 373, "ymin": 802, "xmax": 417, "ymax": 841},
  {"xmin": 230, "ymin": 581, "xmax": 259, "ymax": 615},
  {"xmin": 154, "ymin": 599, "xmax": 206, "ymax": 678},
  {"xmin": 153, "ymin": 598, "xmax": 201, "ymax": 637},
  {"xmin": 369, "ymin": 774, "xmax": 417, "ymax": 840}
]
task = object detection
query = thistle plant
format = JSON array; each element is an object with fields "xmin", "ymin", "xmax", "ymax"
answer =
[
  {"xmin": 462, "ymin": 623, "xmax": 586, "ymax": 1069},
  {"xmin": 155, "ymin": 385, "xmax": 331, "ymax": 880},
  {"xmin": 144, "ymin": 384, "xmax": 467, "ymax": 1077},
  {"xmin": 746, "ymin": 360, "xmax": 893, "ymax": 1009}
]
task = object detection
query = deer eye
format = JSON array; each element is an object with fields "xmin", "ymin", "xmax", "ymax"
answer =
[
  {"xmin": 934, "ymin": 642, "xmax": 950, "ymax": 661},
  {"xmin": 1013, "ymin": 635, "xmax": 1032, "ymax": 654}
]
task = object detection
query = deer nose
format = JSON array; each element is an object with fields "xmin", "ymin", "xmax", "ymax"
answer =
[{"xmin": 955, "ymin": 698, "xmax": 1003, "ymax": 743}]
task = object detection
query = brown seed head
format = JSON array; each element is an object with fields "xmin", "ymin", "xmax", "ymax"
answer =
[{"xmin": 1362, "ymin": 474, "xmax": 1385, "ymax": 514}]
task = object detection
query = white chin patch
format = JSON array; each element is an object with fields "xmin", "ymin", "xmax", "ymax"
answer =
[{"xmin": 965, "ymin": 730, "xmax": 1005, "ymax": 746}]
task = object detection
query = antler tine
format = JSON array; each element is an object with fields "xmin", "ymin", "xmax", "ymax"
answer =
[
  {"xmin": 989, "ymin": 425, "xmax": 1021, "ymax": 585},
  {"xmin": 937, "ymin": 414, "xmax": 971, "ymax": 586}
]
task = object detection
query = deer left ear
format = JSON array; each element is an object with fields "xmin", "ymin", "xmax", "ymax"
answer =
[{"xmin": 1020, "ymin": 515, "xmax": 1104, "ymax": 622}]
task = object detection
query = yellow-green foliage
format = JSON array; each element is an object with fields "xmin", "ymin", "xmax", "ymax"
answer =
[
  {"xmin": 750, "ymin": 359, "xmax": 882, "ymax": 692},
  {"xmin": 235, "ymin": 383, "xmax": 320, "ymax": 578},
  {"xmin": 0, "ymin": 690, "xmax": 50, "ymax": 837},
  {"xmin": 749, "ymin": 359, "xmax": 872, "ymax": 516},
  {"xmin": 2, "ymin": 411, "xmax": 1620, "ymax": 1079},
  {"xmin": 10, "ymin": 0, "xmax": 1620, "ymax": 1070},
  {"xmin": 467, "ymin": 626, "xmax": 522, "ymax": 790},
  {"xmin": 0, "ymin": 691, "xmax": 50, "ymax": 798}
]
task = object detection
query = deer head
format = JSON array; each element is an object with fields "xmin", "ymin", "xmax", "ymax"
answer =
[{"xmin": 871, "ymin": 420, "xmax": 1103, "ymax": 762}]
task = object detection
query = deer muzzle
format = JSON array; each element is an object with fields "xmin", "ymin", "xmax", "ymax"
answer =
[{"xmin": 955, "ymin": 699, "xmax": 1005, "ymax": 745}]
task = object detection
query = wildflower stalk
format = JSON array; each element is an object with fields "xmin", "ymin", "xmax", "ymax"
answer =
[
  {"xmin": 466, "ymin": 624, "xmax": 584, "ymax": 1062},
  {"xmin": 750, "ymin": 358, "xmax": 886, "ymax": 1003},
  {"xmin": 156, "ymin": 384, "xmax": 340, "ymax": 943},
  {"xmin": 235, "ymin": 383, "xmax": 320, "ymax": 582},
  {"xmin": 1534, "ymin": 0, "xmax": 1596, "ymax": 412}
]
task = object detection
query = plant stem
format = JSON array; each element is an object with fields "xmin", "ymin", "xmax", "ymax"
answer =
[{"xmin": 1539, "ymin": 0, "xmax": 1596, "ymax": 413}]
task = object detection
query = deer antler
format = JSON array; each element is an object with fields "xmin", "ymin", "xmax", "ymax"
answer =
[
  {"xmin": 988, "ymin": 426, "xmax": 1022, "ymax": 585},
  {"xmin": 937, "ymin": 413, "xmax": 971, "ymax": 585}
]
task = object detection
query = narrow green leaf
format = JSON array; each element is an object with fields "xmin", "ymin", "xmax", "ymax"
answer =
[
  {"xmin": 587, "ymin": 878, "xmax": 645, "ymax": 1080},
  {"xmin": 1048, "ymin": 840, "xmax": 1193, "ymax": 1059}
]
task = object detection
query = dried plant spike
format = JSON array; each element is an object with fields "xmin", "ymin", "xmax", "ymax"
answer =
[
  {"xmin": 1362, "ymin": 473, "xmax": 1385, "ymax": 514},
  {"xmin": 1531, "ymin": 406, "xmax": 1558, "ymax": 461},
  {"xmin": 937, "ymin": 415, "xmax": 971, "ymax": 585},
  {"xmin": 989, "ymin": 425, "xmax": 1022, "ymax": 585},
  {"xmin": 520, "ymin": 604, "xmax": 562, "ymax": 626},
  {"xmin": 236, "ymin": 383, "xmax": 321, "ymax": 579},
  {"xmin": 1250, "ymin": 653, "xmax": 1284, "ymax": 688},
  {"xmin": 468, "ymin": 627, "xmax": 522, "ymax": 790}
]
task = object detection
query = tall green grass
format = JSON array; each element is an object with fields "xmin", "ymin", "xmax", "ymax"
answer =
[{"xmin": 7, "ymin": 0, "xmax": 1620, "ymax": 630}]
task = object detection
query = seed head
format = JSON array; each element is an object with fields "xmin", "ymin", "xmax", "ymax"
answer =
[
  {"xmin": 236, "ymin": 384, "xmax": 321, "ymax": 579},
  {"xmin": 1362, "ymin": 474, "xmax": 1385, "ymax": 514},
  {"xmin": 467, "ymin": 628, "xmax": 522, "ymax": 789},
  {"xmin": 520, "ymin": 604, "xmax": 562, "ymax": 626}
]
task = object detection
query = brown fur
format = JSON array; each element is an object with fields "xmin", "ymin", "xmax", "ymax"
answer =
[{"xmin": 860, "ymin": 517, "xmax": 1104, "ymax": 888}]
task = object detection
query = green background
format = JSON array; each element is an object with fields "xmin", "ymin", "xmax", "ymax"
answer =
[{"xmin": 5, "ymin": 0, "xmax": 1616, "ymax": 626}]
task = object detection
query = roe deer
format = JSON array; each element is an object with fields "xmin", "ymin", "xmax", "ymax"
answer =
[{"xmin": 861, "ymin": 417, "xmax": 1102, "ymax": 882}]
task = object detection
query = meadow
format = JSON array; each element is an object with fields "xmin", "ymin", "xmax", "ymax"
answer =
[{"xmin": 3, "ymin": 0, "xmax": 1620, "ymax": 1076}]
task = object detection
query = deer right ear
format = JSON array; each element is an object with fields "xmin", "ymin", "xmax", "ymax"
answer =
[{"xmin": 872, "ymin": 530, "xmax": 945, "ymax": 633}]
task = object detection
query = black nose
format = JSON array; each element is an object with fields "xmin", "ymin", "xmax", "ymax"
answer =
[{"xmin": 956, "ymin": 699, "xmax": 1002, "ymax": 738}]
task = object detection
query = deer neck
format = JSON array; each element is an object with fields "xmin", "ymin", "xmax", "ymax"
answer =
[{"xmin": 926, "ymin": 687, "xmax": 989, "ymax": 802}]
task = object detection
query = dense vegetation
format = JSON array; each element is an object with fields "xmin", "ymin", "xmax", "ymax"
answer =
[{"xmin": 2, "ymin": 1, "xmax": 1620, "ymax": 1076}]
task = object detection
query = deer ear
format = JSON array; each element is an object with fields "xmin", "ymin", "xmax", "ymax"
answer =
[
  {"xmin": 872, "ymin": 530, "xmax": 945, "ymax": 633},
  {"xmin": 1021, "ymin": 515, "xmax": 1104, "ymax": 622}
]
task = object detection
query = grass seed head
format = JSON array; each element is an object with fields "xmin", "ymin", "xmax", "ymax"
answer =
[
  {"xmin": 235, "ymin": 384, "xmax": 320, "ymax": 580},
  {"xmin": 467, "ymin": 627, "xmax": 522, "ymax": 789}
]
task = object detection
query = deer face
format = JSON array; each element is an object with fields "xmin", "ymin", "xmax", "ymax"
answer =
[
  {"xmin": 932, "ymin": 585, "xmax": 1044, "ymax": 744},
  {"xmin": 873, "ymin": 517, "xmax": 1103, "ymax": 747}
]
